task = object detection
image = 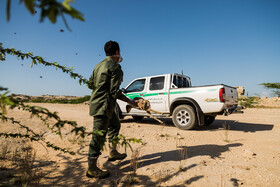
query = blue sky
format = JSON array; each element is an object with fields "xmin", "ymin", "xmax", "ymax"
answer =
[{"xmin": 0, "ymin": 0, "xmax": 279, "ymax": 97}]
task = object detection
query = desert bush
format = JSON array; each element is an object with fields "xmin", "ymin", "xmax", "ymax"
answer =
[
  {"xmin": 0, "ymin": 141, "xmax": 11, "ymax": 160},
  {"xmin": 17, "ymin": 145, "xmax": 42, "ymax": 186},
  {"xmin": 122, "ymin": 148, "xmax": 142, "ymax": 185},
  {"xmin": 0, "ymin": 139, "xmax": 43, "ymax": 186},
  {"xmin": 260, "ymin": 82, "xmax": 280, "ymax": 97},
  {"xmin": 239, "ymin": 96, "xmax": 259, "ymax": 108},
  {"xmin": 130, "ymin": 148, "xmax": 142, "ymax": 176}
]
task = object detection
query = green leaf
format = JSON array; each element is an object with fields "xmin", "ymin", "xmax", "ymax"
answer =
[
  {"xmin": 30, "ymin": 60, "xmax": 34, "ymax": 68},
  {"xmin": 68, "ymin": 8, "xmax": 85, "ymax": 21},
  {"xmin": 0, "ymin": 87, "xmax": 8, "ymax": 92},
  {"xmin": 62, "ymin": 0, "xmax": 73, "ymax": 11},
  {"xmin": 0, "ymin": 91, "xmax": 14, "ymax": 116},
  {"xmin": 24, "ymin": 0, "xmax": 35, "ymax": 14},
  {"xmin": 49, "ymin": 7, "xmax": 57, "ymax": 23},
  {"xmin": 6, "ymin": 0, "xmax": 11, "ymax": 21}
]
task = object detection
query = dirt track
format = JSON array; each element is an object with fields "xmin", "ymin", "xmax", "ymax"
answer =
[{"xmin": 1, "ymin": 103, "xmax": 280, "ymax": 186}]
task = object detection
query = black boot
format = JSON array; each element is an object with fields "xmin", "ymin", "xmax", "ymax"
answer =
[
  {"xmin": 108, "ymin": 143, "xmax": 127, "ymax": 161},
  {"xmin": 86, "ymin": 157, "xmax": 110, "ymax": 179}
]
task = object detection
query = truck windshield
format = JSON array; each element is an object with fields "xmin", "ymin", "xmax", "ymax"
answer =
[{"xmin": 125, "ymin": 79, "xmax": 146, "ymax": 93}]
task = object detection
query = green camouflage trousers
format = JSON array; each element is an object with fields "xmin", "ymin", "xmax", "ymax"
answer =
[{"xmin": 88, "ymin": 112, "xmax": 120, "ymax": 157}]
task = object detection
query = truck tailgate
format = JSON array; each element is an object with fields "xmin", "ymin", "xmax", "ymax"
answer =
[{"xmin": 224, "ymin": 86, "xmax": 238, "ymax": 106}]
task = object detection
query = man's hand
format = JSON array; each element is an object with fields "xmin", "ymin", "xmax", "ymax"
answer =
[
  {"xmin": 128, "ymin": 99, "xmax": 138, "ymax": 108},
  {"xmin": 126, "ymin": 99, "xmax": 138, "ymax": 113},
  {"xmin": 119, "ymin": 94, "xmax": 138, "ymax": 107},
  {"xmin": 135, "ymin": 98, "xmax": 151, "ymax": 110}
]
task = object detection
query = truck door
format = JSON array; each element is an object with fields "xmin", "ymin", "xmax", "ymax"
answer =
[
  {"xmin": 117, "ymin": 78, "xmax": 147, "ymax": 114},
  {"xmin": 145, "ymin": 76, "xmax": 169, "ymax": 113}
]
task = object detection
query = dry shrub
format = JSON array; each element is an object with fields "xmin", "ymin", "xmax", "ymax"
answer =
[
  {"xmin": 176, "ymin": 139, "xmax": 188, "ymax": 171},
  {"xmin": 0, "ymin": 141, "xmax": 11, "ymax": 160},
  {"xmin": 130, "ymin": 148, "xmax": 142, "ymax": 176},
  {"xmin": 153, "ymin": 169, "xmax": 172, "ymax": 186},
  {"xmin": 222, "ymin": 121, "xmax": 230, "ymax": 143},
  {"xmin": 0, "ymin": 138, "xmax": 44, "ymax": 186},
  {"xmin": 123, "ymin": 148, "xmax": 142, "ymax": 185}
]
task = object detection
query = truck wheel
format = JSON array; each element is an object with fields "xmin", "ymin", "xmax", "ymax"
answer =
[
  {"xmin": 132, "ymin": 116, "xmax": 144, "ymax": 122},
  {"xmin": 172, "ymin": 105, "xmax": 196, "ymax": 130},
  {"xmin": 204, "ymin": 116, "xmax": 216, "ymax": 126}
]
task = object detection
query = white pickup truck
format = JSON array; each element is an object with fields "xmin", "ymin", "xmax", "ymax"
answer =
[{"xmin": 116, "ymin": 73, "xmax": 240, "ymax": 130}]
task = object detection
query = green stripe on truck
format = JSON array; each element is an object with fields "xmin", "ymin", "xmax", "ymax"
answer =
[{"xmin": 124, "ymin": 88, "xmax": 218, "ymax": 99}]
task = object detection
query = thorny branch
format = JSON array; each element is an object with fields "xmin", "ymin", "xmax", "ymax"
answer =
[{"xmin": 0, "ymin": 45, "xmax": 142, "ymax": 155}]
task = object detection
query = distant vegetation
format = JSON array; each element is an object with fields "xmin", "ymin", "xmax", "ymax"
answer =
[
  {"xmin": 27, "ymin": 95, "xmax": 90, "ymax": 104},
  {"xmin": 260, "ymin": 82, "xmax": 280, "ymax": 97},
  {"xmin": 239, "ymin": 97, "xmax": 259, "ymax": 108}
]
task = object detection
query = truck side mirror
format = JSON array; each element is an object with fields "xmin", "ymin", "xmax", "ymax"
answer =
[{"xmin": 121, "ymin": 88, "xmax": 126, "ymax": 93}]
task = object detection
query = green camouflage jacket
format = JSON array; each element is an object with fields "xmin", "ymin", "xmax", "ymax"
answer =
[{"xmin": 88, "ymin": 56, "xmax": 123, "ymax": 117}]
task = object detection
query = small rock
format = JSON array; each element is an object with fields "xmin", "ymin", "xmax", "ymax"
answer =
[
  {"xmin": 177, "ymin": 135, "xmax": 184, "ymax": 139},
  {"xmin": 202, "ymin": 160, "xmax": 207, "ymax": 166},
  {"xmin": 243, "ymin": 149, "xmax": 256, "ymax": 157}
]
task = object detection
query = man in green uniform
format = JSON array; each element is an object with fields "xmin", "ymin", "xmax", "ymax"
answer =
[{"xmin": 87, "ymin": 41, "xmax": 137, "ymax": 179}]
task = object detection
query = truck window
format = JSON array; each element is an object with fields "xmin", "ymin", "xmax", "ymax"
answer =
[
  {"xmin": 178, "ymin": 77, "xmax": 183, "ymax": 88},
  {"xmin": 125, "ymin": 79, "xmax": 146, "ymax": 93},
  {"xmin": 172, "ymin": 75, "xmax": 189, "ymax": 88},
  {"xmin": 183, "ymin": 78, "xmax": 188, "ymax": 87},
  {"xmin": 150, "ymin": 76, "xmax": 165, "ymax": 90},
  {"xmin": 172, "ymin": 76, "xmax": 178, "ymax": 88}
]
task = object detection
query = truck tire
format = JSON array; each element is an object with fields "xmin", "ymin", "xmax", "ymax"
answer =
[
  {"xmin": 204, "ymin": 115, "xmax": 216, "ymax": 126},
  {"xmin": 172, "ymin": 105, "xmax": 197, "ymax": 130},
  {"xmin": 132, "ymin": 116, "xmax": 144, "ymax": 122}
]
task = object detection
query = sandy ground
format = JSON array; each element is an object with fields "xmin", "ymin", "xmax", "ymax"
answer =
[{"xmin": 1, "ymin": 103, "xmax": 280, "ymax": 187}]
